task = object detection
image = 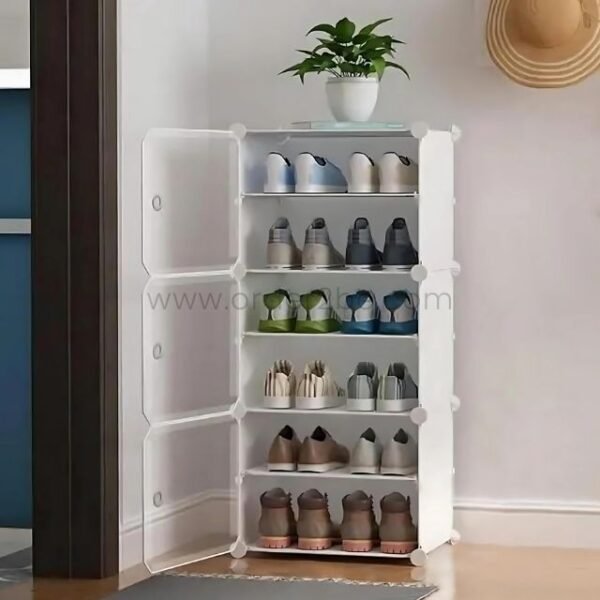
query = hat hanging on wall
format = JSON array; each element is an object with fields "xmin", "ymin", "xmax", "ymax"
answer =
[{"xmin": 487, "ymin": 0, "xmax": 600, "ymax": 88}]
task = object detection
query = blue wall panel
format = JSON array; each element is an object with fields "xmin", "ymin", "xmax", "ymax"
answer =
[
  {"xmin": 0, "ymin": 91, "xmax": 31, "ymax": 218},
  {"xmin": 0, "ymin": 88, "xmax": 31, "ymax": 527},
  {"xmin": 0, "ymin": 235, "xmax": 32, "ymax": 527}
]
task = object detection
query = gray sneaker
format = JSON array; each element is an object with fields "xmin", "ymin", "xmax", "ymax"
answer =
[
  {"xmin": 349, "ymin": 428, "xmax": 382, "ymax": 474},
  {"xmin": 382, "ymin": 218, "xmax": 418, "ymax": 269},
  {"xmin": 377, "ymin": 363, "xmax": 418, "ymax": 412},
  {"xmin": 302, "ymin": 218, "xmax": 344, "ymax": 269},
  {"xmin": 347, "ymin": 362, "xmax": 379, "ymax": 411},
  {"xmin": 267, "ymin": 217, "xmax": 302, "ymax": 269},
  {"xmin": 345, "ymin": 218, "xmax": 382, "ymax": 270},
  {"xmin": 381, "ymin": 429, "xmax": 418, "ymax": 476}
]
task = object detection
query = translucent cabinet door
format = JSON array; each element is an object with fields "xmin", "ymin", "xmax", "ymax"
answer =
[
  {"xmin": 142, "ymin": 129, "xmax": 241, "ymax": 572},
  {"xmin": 143, "ymin": 416, "xmax": 239, "ymax": 573},
  {"xmin": 143, "ymin": 129, "xmax": 239, "ymax": 274}
]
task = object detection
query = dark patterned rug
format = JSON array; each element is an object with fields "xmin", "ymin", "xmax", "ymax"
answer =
[{"xmin": 107, "ymin": 572, "xmax": 438, "ymax": 599}]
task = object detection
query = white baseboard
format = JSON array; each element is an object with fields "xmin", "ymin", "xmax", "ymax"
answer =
[
  {"xmin": 0, "ymin": 528, "xmax": 32, "ymax": 558},
  {"xmin": 120, "ymin": 490, "xmax": 235, "ymax": 572},
  {"xmin": 121, "ymin": 498, "xmax": 600, "ymax": 571},
  {"xmin": 455, "ymin": 498, "xmax": 600, "ymax": 549}
]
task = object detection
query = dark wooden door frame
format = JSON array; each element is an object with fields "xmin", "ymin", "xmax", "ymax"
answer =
[{"xmin": 31, "ymin": 0, "xmax": 119, "ymax": 578}]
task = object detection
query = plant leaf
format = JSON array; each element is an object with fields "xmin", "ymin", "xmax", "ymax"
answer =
[
  {"xmin": 357, "ymin": 18, "xmax": 393, "ymax": 37},
  {"xmin": 278, "ymin": 63, "xmax": 305, "ymax": 75},
  {"xmin": 385, "ymin": 61, "xmax": 410, "ymax": 79},
  {"xmin": 336, "ymin": 17, "xmax": 356, "ymax": 43},
  {"xmin": 306, "ymin": 23, "xmax": 336, "ymax": 37},
  {"xmin": 372, "ymin": 57, "xmax": 386, "ymax": 79},
  {"xmin": 340, "ymin": 62, "xmax": 361, "ymax": 75}
]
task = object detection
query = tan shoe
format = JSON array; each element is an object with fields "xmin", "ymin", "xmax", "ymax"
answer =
[
  {"xmin": 379, "ymin": 492, "xmax": 418, "ymax": 554},
  {"xmin": 297, "ymin": 426, "xmax": 349, "ymax": 473},
  {"xmin": 258, "ymin": 488, "xmax": 297, "ymax": 549},
  {"xmin": 341, "ymin": 491, "xmax": 379, "ymax": 552},
  {"xmin": 297, "ymin": 489, "xmax": 340, "ymax": 550},
  {"xmin": 268, "ymin": 425, "xmax": 300, "ymax": 471}
]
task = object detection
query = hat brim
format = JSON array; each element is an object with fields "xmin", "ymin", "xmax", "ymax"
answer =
[{"xmin": 487, "ymin": 0, "xmax": 600, "ymax": 88}]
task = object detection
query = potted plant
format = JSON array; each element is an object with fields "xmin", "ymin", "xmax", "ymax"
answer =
[{"xmin": 280, "ymin": 17, "xmax": 409, "ymax": 122}]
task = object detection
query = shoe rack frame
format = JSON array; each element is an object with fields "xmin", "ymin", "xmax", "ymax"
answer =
[{"xmin": 140, "ymin": 124, "xmax": 460, "ymax": 573}]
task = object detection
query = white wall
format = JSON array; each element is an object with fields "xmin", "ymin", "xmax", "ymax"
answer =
[
  {"xmin": 119, "ymin": 0, "xmax": 211, "ymax": 569},
  {"xmin": 205, "ymin": 0, "xmax": 600, "ymax": 503},
  {"xmin": 120, "ymin": 0, "xmax": 600, "ymax": 568},
  {"xmin": 0, "ymin": 0, "xmax": 29, "ymax": 69}
]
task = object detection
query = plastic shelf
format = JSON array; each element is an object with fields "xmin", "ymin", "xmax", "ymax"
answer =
[{"xmin": 245, "ymin": 466, "xmax": 417, "ymax": 483}]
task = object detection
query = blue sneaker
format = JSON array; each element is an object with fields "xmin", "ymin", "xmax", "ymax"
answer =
[
  {"xmin": 342, "ymin": 290, "xmax": 380, "ymax": 335},
  {"xmin": 379, "ymin": 291, "xmax": 418, "ymax": 335},
  {"xmin": 265, "ymin": 153, "xmax": 295, "ymax": 193},
  {"xmin": 295, "ymin": 153, "xmax": 347, "ymax": 193}
]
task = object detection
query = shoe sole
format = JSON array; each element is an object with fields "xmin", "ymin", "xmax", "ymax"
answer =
[
  {"xmin": 266, "ymin": 264, "xmax": 300, "ymax": 270},
  {"xmin": 342, "ymin": 321, "xmax": 379, "ymax": 335},
  {"xmin": 377, "ymin": 398, "xmax": 418, "ymax": 413},
  {"xmin": 342, "ymin": 539, "xmax": 377, "ymax": 552},
  {"xmin": 296, "ymin": 396, "xmax": 345, "ymax": 410},
  {"xmin": 260, "ymin": 536, "xmax": 295, "ymax": 549},
  {"xmin": 268, "ymin": 463, "xmax": 297, "ymax": 472},
  {"xmin": 297, "ymin": 538, "xmax": 334, "ymax": 550},
  {"xmin": 349, "ymin": 465, "xmax": 380, "ymax": 474},
  {"xmin": 258, "ymin": 319, "xmax": 296, "ymax": 334},
  {"xmin": 346, "ymin": 397, "xmax": 376, "ymax": 411},
  {"xmin": 295, "ymin": 186, "xmax": 347, "ymax": 194},
  {"xmin": 263, "ymin": 396, "xmax": 293, "ymax": 409},
  {"xmin": 380, "ymin": 185, "xmax": 418, "ymax": 194},
  {"xmin": 297, "ymin": 462, "xmax": 345, "ymax": 473},
  {"xmin": 345, "ymin": 264, "xmax": 382, "ymax": 271},
  {"xmin": 379, "ymin": 321, "xmax": 418, "ymax": 335},
  {"xmin": 380, "ymin": 541, "xmax": 418, "ymax": 554},
  {"xmin": 380, "ymin": 465, "xmax": 417, "ymax": 476},
  {"xmin": 381, "ymin": 264, "xmax": 417, "ymax": 271},
  {"xmin": 301, "ymin": 264, "xmax": 345, "ymax": 270},
  {"xmin": 295, "ymin": 320, "xmax": 341, "ymax": 334},
  {"xmin": 348, "ymin": 186, "xmax": 379, "ymax": 194}
]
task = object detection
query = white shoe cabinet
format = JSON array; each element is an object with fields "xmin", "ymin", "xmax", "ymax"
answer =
[{"xmin": 141, "ymin": 124, "xmax": 459, "ymax": 573}]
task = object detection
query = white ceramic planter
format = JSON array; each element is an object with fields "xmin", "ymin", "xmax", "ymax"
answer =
[{"xmin": 326, "ymin": 76, "xmax": 379, "ymax": 122}]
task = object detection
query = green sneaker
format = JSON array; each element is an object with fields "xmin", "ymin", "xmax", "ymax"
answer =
[
  {"xmin": 295, "ymin": 290, "xmax": 341, "ymax": 334},
  {"xmin": 259, "ymin": 289, "xmax": 297, "ymax": 333}
]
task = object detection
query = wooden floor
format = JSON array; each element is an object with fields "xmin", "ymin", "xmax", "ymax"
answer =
[{"xmin": 2, "ymin": 544, "xmax": 600, "ymax": 600}]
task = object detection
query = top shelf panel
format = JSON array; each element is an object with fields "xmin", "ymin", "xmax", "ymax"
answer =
[
  {"xmin": 243, "ymin": 192, "xmax": 418, "ymax": 200},
  {"xmin": 245, "ymin": 128, "xmax": 413, "ymax": 139}
]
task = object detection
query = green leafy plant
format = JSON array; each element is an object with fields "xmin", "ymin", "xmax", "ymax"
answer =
[{"xmin": 280, "ymin": 17, "xmax": 409, "ymax": 83}]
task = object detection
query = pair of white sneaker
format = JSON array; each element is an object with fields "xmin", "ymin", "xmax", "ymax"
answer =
[
  {"xmin": 264, "ymin": 360, "xmax": 345, "ymax": 410},
  {"xmin": 350, "ymin": 428, "xmax": 417, "ymax": 476},
  {"xmin": 349, "ymin": 152, "xmax": 418, "ymax": 194}
]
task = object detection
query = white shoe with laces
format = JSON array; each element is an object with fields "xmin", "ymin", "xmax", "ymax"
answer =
[
  {"xmin": 296, "ymin": 361, "xmax": 345, "ymax": 410},
  {"xmin": 264, "ymin": 360, "xmax": 296, "ymax": 409}
]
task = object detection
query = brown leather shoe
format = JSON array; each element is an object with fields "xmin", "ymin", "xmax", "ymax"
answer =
[
  {"xmin": 379, "ymin": 492, "xmax": 418, "ymax": 554},
  {"xmin": 297, "ymin": 489, "xmax": 340, "ymax": 550},
  {"xmin": 258, "ymin": 488, "xmax": 297, "ymax": 549},
  {"xmin": 268, "ymin": 425, "xmax": 300, "ymax": 471},
  {"xmin": 340, "ymin": 491, "xmax": 379, "ymax": 552},
  {"xmin": 297, "ymin": 426, "xmax": 349, "ymax": 472}
]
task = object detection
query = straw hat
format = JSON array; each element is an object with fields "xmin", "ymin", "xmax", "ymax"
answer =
[{"xmin": 487, "ymin": 0, "xmax": 600, "ymax": 87}]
